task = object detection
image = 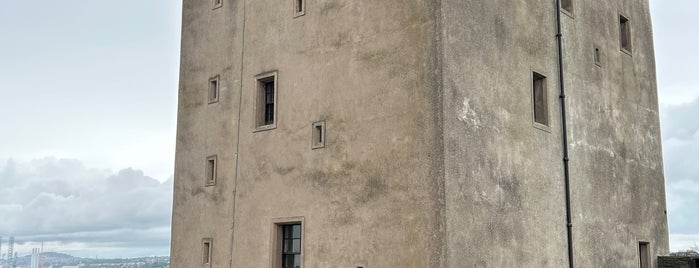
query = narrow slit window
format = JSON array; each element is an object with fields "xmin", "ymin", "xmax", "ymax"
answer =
[
  {"xmin": 209, "ymin": 76, "xmax": 219, "ymax": 104},
  {"xmin": 561, "ymin": 0, "xmax": 573, "ymax": 14},
  {"xmin": 594, "ymin": 47, "xmax": 602, "ymax": 66},
  {"xmin": 293, "ymin": 0, "xmax": 305, "ymax": 17},
  {"xmin": 203, "ymin": 238, "xmax": 213, "ymax": 265},
  {"xmin": 213, "ymin": 0, "xmax": 222, "ymax": 9},
  {"xmin": 205, "ymin": 155, "xmax": 217, "ymax": 186},
  {"xmin": 255, "ymin": 72, "xmax": 278, "ymax": 130},
  {"xmin": 311, "ymin": 121, "xmax": 325, "ymax": 149},
  {"xmin": 532, "ymin": 72, "xmax": 549, "ymax": 126},
  {"xmin": 639, "ymin": 242, "xmax": 650, "ymax": 268},
  {"xmin": 620, "ymin": 15, "xmax": 631, "ymax": 53}
]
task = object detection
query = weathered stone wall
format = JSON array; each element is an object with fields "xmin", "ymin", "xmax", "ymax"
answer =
[
  {"xmin": 229, "ymin": 0, "xmax": 444, "ymax": 266},
  {"xmin": 173, "ymin": 0, "xmax": 445, "ymax": 267},
  {"xmin": 170, "ymin": 0, "xmax": 244, "ymax": 267},
  {"xmin": 439, "ymin": 0, "xmax": 568, "ymax": 266},
  {"xmin": 439, "ymin": 0, "xmax": 667, "ymax": 267},
  {"xmin": 563, "ymin": 1, "xmax": 669, "ymax": 267},
  {"xmin": 171, "ymin": 0, "xmax": 668, "ymax": 267}
]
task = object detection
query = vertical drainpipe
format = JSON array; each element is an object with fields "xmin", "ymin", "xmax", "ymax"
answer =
[
  {"xmin": 554, "ymin": 0, "xmax": 574, "ymax": 267},
  {"xmin": 230, "ymin": 0, "xmax": 248, "ymax": 266}
]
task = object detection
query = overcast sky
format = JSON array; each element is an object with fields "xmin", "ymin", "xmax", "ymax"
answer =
[
  {"xmin": 0, "ymin": 0, "xmax": 697, "ymax": 259},
  {"xmin": 0, "ymin": 0, "xmax": 181, "ymax": 258},
  {"xmin": 652, "ymin": 0, "xmax": 699, "ymax": 252}
]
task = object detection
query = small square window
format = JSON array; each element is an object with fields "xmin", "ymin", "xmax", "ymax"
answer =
[
  {"xmin": 202, "ymin": 238, "xmax": 213, "ymax": 265},
  {"xmin": 561, "ymin": 0, "xmax": 573, "ymax": 14},
  {"xmin": 213, "ymin": 0, "xmax": 223, "ymax": 10},
  {"xmin": 619, "ymin": 14, "xmax": 632, "ymax": 53},
  {"xmin": 205, "ymin": 155, "xmax": 217, "ymax": 186},
  {"xmin": 209, "ymin": 76, "xmax": 220, "ymax": 104},
  {"xmin": 254, "ymin": 72, "xmax": 278, "ymax": 131},
  {"xmin": 311, "ymin": 121, "xmax": 325, "ymax": 149},
  {"xmin": 532, "ymin": 72, "xmax": 549, "ymax": 127},
  {"xmin": 293, "ymin": 0, "xmax": 305, "ymax": 18}
]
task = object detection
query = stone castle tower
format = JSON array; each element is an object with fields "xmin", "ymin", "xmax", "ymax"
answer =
[{"xmin": 170, "ymin": 0, "xmax": 669, "ymax": 267}]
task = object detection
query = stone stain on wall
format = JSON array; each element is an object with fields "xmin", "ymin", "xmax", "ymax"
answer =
[
  {"xmin": 457, "ymin": 97, "xmax": 482, "ymax": 130},
  {"xmin": 320, "ymin": 0, "xmax": 344, "ymax": 16}
]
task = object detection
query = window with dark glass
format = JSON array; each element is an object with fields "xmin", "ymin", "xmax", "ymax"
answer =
[
  {"xmin": 594, "ymin": 47, "xmax": 602, "ymax": 66},
  {"xmin": 532, "ymin": 72, "xmax": 548, "ymax": 126},
  {"xmin": 205, "ymin": 155, "xmax": 217, "ymax": 186},
  {"xmin": 311, "ymin": 121, "xmax": 325, "ymax": 149},
  {"xmin": 282, "ymin": 224, "xmax": 301, "ymax": 268},
  {"xmin": 293, "ymin": 0, "xmax": 305, "ymax": 17},
  {"xmin": 254, "ymin": 72, "xmax": 278, "ymax": 130},
  {"xmin": 620, "ymin": 15, "xmax": 631, "ymax": 52},
  {"xmin": 264, "ymin": 81, "xmax": 275, "ymax": 125},
  {"xmin": 209, "ymin": 76, "xmax": 219, "ymax": 104},
  {"xmin": 213, "ymin": 0, "xmax": 222, "ymax": 9},
  {"xmin": 561, "ymin": 0, "xmax": 573, "ymax": 14},
  {"xmin": 202, "ymin": 238, "xmax": 213, "ymax": 265}
]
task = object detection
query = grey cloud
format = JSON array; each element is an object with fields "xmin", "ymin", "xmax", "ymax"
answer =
[
  {"xmin": 15, "ymin": 227, "xmax": 171, "ymax": 248},
  {"xmin": 652, "ymin": 1, "xmax": 699, "ymax": 247},
  {"xmin": 660, "ymin": 97, "xmax": 699, "ymax": 235},
  {"xmin": 666, "ymin": 179, "xmax": 699, "ymax": 234},
  {"xmin": 0, "ymin": 157, "xmax": 172, "ymax": 256},
  {"xmin": 661, "ymin": 97, "xmax": 699, "ymax": 183}
]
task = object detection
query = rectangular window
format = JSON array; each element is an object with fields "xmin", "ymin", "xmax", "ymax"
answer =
[
  {"xmin": 532, "ymin": 72, "xmax": 549, "ymax": 126},
  {"xmin": 311, "ymin": 121, "xmax": 325, "ymax": 149},
  {"xmin": 271, "ymin": 218, "xmax": 304, "ymax": 268},
  {"xmin": 293, "ymin": 0, "xmax": 305, "ymax": 17},
  {"xmin": 561, "ymin": 0, "xmax": 573, "ymax": 14},
  {"xmin": 255, "ymin": 72, "xmax": 278, "ymax": 131},
  {"xmin": 202, "ymin": 238, "xmax": 213, "ymax": 265},
  {"xmin": 213, "ymin": 0, "xmax": 222, "ymax": 9},
  {"xmin": 639, "ymin": 242, "xmax": 650, "ymax": 268},
  {"xmin": 205, "ymin": 155, "xmax": 217, "ymax": 186},
  {"xmin": 620, "ymin": 15, "xmax": 632, "ymax": 53},
  {"xmin": 281, "ymin": 224, "xmax": 302, "ymax": 268},
  {"xmin": 209, "ymin": 76, "xmax": 219, "ymax": 104}
]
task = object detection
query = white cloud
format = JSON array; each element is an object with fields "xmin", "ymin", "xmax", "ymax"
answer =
[
  {"xmin": 0, "ymin": 157, "xmax": 172, "ymax": 258},
  {"xmin": 670, "ymin": 234, "xmax": 699, "ymax": 253}
]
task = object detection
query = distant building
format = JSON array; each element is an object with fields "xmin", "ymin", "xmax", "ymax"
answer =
[
  {"xmin": 672, "ymin": 250, "xmax": 699, "ymax": 257},
  {"xmin": 30, "ymin": 248, "xmax": 40, "ymax": 268},
  {"xmin": 171, "ymin": 0, "xmax": 669, "ymax": 267}
]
